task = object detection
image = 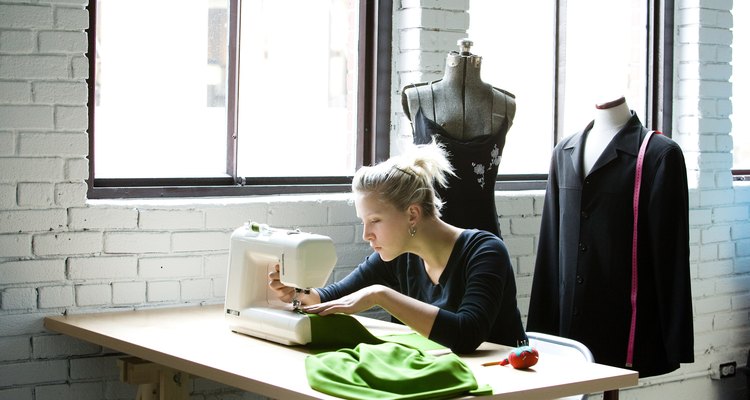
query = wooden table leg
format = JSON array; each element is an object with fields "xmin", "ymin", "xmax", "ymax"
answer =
[
  {"xmin": 603, "ymin": 389, "xmax": 619, "ymax": 400},
  {"xmin": 118, "ymin": 357, "xmax": 190, "ymax": 400}
]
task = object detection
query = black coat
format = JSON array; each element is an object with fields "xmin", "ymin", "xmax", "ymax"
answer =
[{"xmin": 527, "ymin": 113, "xmax": 694, "ymax": 378}]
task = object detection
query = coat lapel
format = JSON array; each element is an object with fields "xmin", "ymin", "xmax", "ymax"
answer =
[{"xmin": 584, "ymin": 114, "xmax": 643, "ymax": 176}]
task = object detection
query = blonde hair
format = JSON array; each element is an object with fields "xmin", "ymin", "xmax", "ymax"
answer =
[{"xmin": 352, "ymin": 140, "xmax": 454, "ymax": 218}]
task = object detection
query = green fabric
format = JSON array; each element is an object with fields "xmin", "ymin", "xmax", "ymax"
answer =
[
  {"xmin": 307, "ymin": 313, "xmax": 385, "ymax": 352},
  {"xmin": 305, "ymin": 342, "xmax": 492, "ymax": 400},
  {"xmin": 305, "ymin": 314, "xmax": 493, "ymax": 399}
]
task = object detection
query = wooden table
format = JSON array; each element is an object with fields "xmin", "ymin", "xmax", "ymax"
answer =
[{"xmin": 44, "ymin": 304, "xmax": 637, "ymax": 400}]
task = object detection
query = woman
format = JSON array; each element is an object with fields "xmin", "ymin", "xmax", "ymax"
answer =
[{"xmin": 269, "ymin": 141, "xmax": 526, "ymax": 354}]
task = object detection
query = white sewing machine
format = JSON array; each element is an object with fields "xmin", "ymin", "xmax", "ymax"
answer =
[{"xmin": 224, "ymin": 222, "xmax": 337, "ymax": 345}]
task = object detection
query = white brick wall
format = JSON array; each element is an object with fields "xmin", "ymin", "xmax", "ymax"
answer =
[{"xmin": 0, "ymin": 1, "xmax": 747, "ymax": 399}]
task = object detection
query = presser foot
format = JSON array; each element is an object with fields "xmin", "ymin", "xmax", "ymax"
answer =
[{"xmin": 292, "ymin": 288, "xmax": 311, "ymax": 313}]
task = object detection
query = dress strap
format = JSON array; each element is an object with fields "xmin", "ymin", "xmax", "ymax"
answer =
[
  {"xmin": 411, "ymin": 83, "xmax": 422, "ymax": 108},
  {"xmin": 429, "ymin": 81, "xmax": 438, "ymax": 122}
]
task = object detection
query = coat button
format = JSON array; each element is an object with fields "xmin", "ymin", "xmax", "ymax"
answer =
[
  {"xmin": 576, "ymin": 275, "xmax": 584, "ymax": 284},
  {"xmin": 581, "ymin": 210, "xmax": 589, "ymax": 219},
  {"xmin": 579, "ymin": 242, "xmax": 587, "ymax": 252}
]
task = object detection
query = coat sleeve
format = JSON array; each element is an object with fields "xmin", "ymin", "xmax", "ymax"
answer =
[
  {"xmin": 645, "ymin": 141, "xmax": 694, "ymax": 364},
  {"xmin": 527, "ymin": 147, "xmax": 562, "ymax": 334}
]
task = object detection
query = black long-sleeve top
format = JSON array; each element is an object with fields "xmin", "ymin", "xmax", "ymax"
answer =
[{"xmin": 316, "ymin": 229, "xmax": 527, "ymax": 354}]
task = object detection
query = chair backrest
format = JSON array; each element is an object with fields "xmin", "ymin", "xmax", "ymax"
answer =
[{"xmin": 526, "ymin": 331, "xmax": 595, "ymax": 400}]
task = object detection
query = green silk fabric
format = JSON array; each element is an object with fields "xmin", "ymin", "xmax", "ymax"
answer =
[{"xmin": 305, "ymin": 314, "xmax": 493, "ymax": 399}]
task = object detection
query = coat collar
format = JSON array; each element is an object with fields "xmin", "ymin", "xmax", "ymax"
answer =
[{"xmin": 564, "ymin": 112, "xmax": 645, "ymax": 178}]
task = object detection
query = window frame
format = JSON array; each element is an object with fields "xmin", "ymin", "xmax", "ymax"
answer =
[
  {"xmin": 86, "ymin": 0, "xmax": 672, "ymax": 198},
  {"xmin": 86, "ymin": 0, "xmax": 392, "ymax": 199}
]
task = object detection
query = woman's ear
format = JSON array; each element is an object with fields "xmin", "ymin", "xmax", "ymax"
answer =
[{"xmin": 407, "ymin": 203, "xmax": 422, "ymax": 224}]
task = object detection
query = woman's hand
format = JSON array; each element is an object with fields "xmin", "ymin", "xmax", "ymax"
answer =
[
  {"xmin": 302, "ymin": 285, "xmax": 384, "ymax": 316},
  {"xmin": 267, "ymin": 264, "xmax": 321, "ymax": 306}
]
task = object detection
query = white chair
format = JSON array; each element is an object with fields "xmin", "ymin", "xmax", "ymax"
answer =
[{"xmin": 526, "ymin": 331, "xmax": 595, "ymax": 400}]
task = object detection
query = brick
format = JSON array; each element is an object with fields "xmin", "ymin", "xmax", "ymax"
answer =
[
  {"xmin": 212, "ymin": 278, "xmax": 226, "ymax": 297},
  {"xmin": 0, "ymin": 4, "xmax": 53, "ymax": 29},
  {"xmin": 0, "ymin": 234, "xmax": 32, "ymax": 257},
  {"xmin": 0, "ymin": 81, "xmax": 31, "ymax": 103},
  {"xmin": 139, "ymin": 209, "xmax": 204, "ymax": 230},
  {"xmin": 17, "ymin": 182, "xmax": 55, "ymax": 207},
  {"xmin": 139, "ymin": 256, "xmax": 202, "ymax": 278},
  {"xmin": 32, "ymin": 334, "xmax": 100, "ymax": 359},
  {"xmin": 54, "ymin": 181, "xmax": 88, "ymax": 207},
  {"xmin": 65, "ymin": 158, "xmax": 89, "ymax": 180},
  {"xmin": 327, "ymin": 198, "xmax": 359, "ymax": 225},
  {"xmin": 0, "ymin": 360, "xmax": 68, "ymax": 387},
  {"xmin": 1, "ymin": 287, "xmax": 36, "ymax": 310},
  {"xmin": 0, "ymin": 133, "xmax": 14, "ymax": 157},
  {"xmin": 33, "ymin": 231, "xmax": 103, "ymax": 256},
  {"xmin": 0, "ymin": 158, "xmax": 64, "ymax": 183},
  {"xmin": 71, "ymin": 55, "xmax": 88, "ymax": 79},
  {"xmin": 0, "ymin": 259, "xmax": 65, "ymax": 285},
  {"xmin": 104, "ymin": 232, "xmax": 171, "ymax": 254},
  {"xmin": 509, "ymin": 216, "xmax": 541, "ymax": 235},
  {"xmin": 713, "ymin": 205, "xmax": 749, "ymax": 222},
  {"xmin": 147, "ymin": 281, "xmax": 180, "ymax": 302},
  {"xmin": 204, "ymin": 204, "xmax": 268, "ymax": 229},
  {"xmin": 75, "ymin": 284, "xmax": 111, "ymax": 306},
  {"xmin": 172, "ymin": 231, "xmax": 230, "ymax": 252},
  {"xmin": 35, "ymin": 382, "xmax": 104, "ymax": 400},
  {"xmin": 18, "ymin": 132, "xmax": 89, "ymax": 157},
  {"xmin": 55, "ymin": 7, "xmax": 89, "ymax": 30},
  {"xmin": 0, "ymin": 336, "xmax": 31, "ymax": 362},
  {"xmin": 0, "ymin": 387, "xmax": 32, "ymax": 400},
  {"xmin": 39, "ymin": 31, "xmax": 87, "ymax": 53},
  {"xmin": 693, "ymin": 294, "xmax": 731, "ymax": 315},
  {"xmin": 33, "ymin": 82, "xmax": 88, "ymax": 105},
  {"xmin": 112, "ymin": 281, "xmax": 146, "ymax": 304},
  {"xmin": 0, "ymin": 55, "xmax": 69, "ymax": 79},
  {"xmin": 0, "ymin": 313, "xmax": 45, "ymax": 336},
  {"xmin": 701, "ymin": 224, "xmax": 731, "ymax": 243},
  {"xmin": 55, "ymin": 105, "xmax": 88, "ymax": 130},
  {"xmin": 181, "ymin": 278, "xmax": 211, "ymax": 300},
  {"xmin": 70, "ymin": 355, "xmax": 120, "ymax": 380},
  {"xmin": 68, "ymin": 256, "xmax": 137, "ymax": 280},
  {"xmin": 0, "ymin": 105, "xmax": 54, "ymax": 129},
  {"xmin": 69, "ymin": 207, "xmax": 138, "ymax": 230},
  {"xmin": 268, "ymin": 201, "xmax": 328, "ymax": 227},
  {"xmin": 38, "ymin": 285, "xmax": 74, "ymax": 308},
  {"xmin": 696, "ymin": 259, "xmax": 734, "ymax": 278},
  {"xmin": 205, "ymin": 253, "xmax": 229, "ymax": 276}
]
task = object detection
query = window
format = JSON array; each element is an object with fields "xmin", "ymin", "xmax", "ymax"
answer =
[
  {"xmin": 732, "ymin": 2, "xmax": 750, "ymax": 175},
  {"xmin": 468, "ymin": 0, "xmax": 670, "ymax": 178},
  {"xmin": 88, "ymin": 0, "xmax": 391, "ymax": 198},
  {"xmin": 88, "ymin": 1, "xmax": 671, "ymax": 198}
]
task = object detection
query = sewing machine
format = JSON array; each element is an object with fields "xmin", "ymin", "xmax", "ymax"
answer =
[{"xmin": 224, "ymin": 222, "xmax": 337, "ymax": 345}]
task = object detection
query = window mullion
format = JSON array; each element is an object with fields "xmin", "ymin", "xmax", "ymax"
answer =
[{"xmin": 227, "ymin": 0, "xmax": 240, "ymax": 181}]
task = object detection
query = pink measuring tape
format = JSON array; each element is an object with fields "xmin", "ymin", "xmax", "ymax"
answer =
[{"xmin": 626, "ymin": 130, "xmax": 659, "ymax": 368}]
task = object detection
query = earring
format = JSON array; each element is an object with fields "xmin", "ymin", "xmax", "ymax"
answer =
[{"xmin": 409, "ymin": 226, "xmax": 416, "ymax": 237}]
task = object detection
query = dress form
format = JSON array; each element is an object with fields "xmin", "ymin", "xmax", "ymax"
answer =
[
  {"xmin": 583, "ymin": 96, "xmax": 632, "ymax": 176},
  {"xmin": 399, "ymin": 40, "xmax": 515, "ymax": 238},
  {"xmin": 401, "ymin": 39, "xmax": 515, "ymax": 140}
]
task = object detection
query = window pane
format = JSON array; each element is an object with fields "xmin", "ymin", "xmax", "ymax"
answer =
[
  {"xmin": 468, "ymin": 1, "xmax": 556, "ymax": 175},
  {"xmin": 563, "ymin": 0, "xmax": 648, "ymax": 137},
  {"xmin": 94, "ymin": 0, "xmax": 229, "ymax": 178},
  {"xmin": 732, "ymin": 2, "xmax": 749, "ymax": 170},
  {"xmin": 237, "ymin": 0, "xmax": 358, "ymax": 177}
]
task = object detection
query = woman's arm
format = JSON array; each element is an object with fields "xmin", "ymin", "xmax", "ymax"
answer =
[
  {"xmin": 268, "ymin": 264, "xmax": 322, "ymax": 305},
  {"xmin": 302, "ymin": 284, "xmax": 439, "ymax": 338}
]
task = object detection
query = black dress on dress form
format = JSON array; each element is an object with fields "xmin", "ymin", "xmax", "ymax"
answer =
[{"xmin": 411, "ymin": 82, "xmax": 511, "ymax": 238}]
